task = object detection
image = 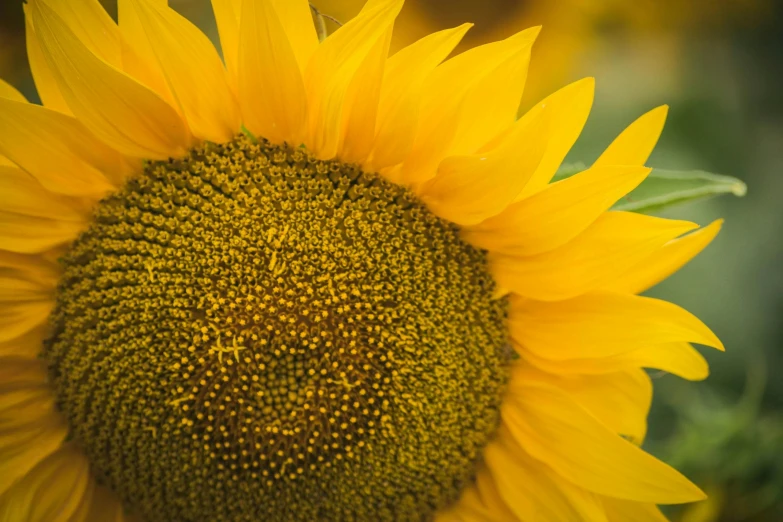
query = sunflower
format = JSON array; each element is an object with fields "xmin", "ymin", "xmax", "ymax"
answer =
[{"xmin": 0, "ymin": 0, "xmax": 725, "ymax": 520}]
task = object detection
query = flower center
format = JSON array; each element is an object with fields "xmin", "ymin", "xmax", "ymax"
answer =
[{"xmin": 44, "ymin": 135, "xmax": 509, "ymax": 522}]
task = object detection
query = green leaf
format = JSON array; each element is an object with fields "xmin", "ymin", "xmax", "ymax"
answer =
[
  {"xmin": 552, "ymin": 164, "xmax": 746, "ymax": 213},
  {"xmin": 613, "ymin": 169, "xmax": 746, "ymax": 213}
]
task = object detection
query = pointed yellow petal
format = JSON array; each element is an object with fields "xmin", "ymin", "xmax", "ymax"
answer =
[
  {"xmin": 520, "ymin": 341, "xmax": 710, "ymax": 382},
  {"xmin": 237, "ymin": 0, "xmax": 308, "ymax": 145},
  {"xmin": 0, "ymin": 97, "xmax": 118, "ymax": 196},
  {"xmin": 0, "ymin": 166, "xmax": 88, "ymax": 222},
  {"xmin": 0, "ymin": 80, "xmax": 26, "ymax": 103},
  {"xmin": 463, "ymin": 165, "xmax": 650, "ymax": 256},
  {"xmin": 514, "ymin": 366, "xmax": 652, "ymax": 444},
  {"xmin": 38, "ymin": 0, "xmax": 122, "ymax": 67},
  {"xmin": 393, "ymin": 27, "xmax": 539, "ymax": 185},
  {"xmin": 130, "ymin": 0, "xmax": 240, "ymax": 143},
  {"xmin": 447, "ymin": 27, "xmax": 540, "ymax": 157},
  {"xmin": 483, "ymin": 428, "xmax": 609, "ymax": 521},
  {"xmin": 491, "ymin": 212, "xmax": 698, "ymax": 301},
  {"xmin": 508, "ymin": 291, "xmax": 723, "ymax": 361},
  {"xmin": 603, "ymin": 498, "xmax": 670, "ymax": 522},
  {"xmin": 304, "ymin": 0, "xmax": 403, "ymax": 159},
  {"xmin": 0, "ymin": 444, "xmax": 91, "ymax": 522},
  {"xmin": 603, "ymin": 220, "xmax": 723, "ymax": 295},
  {"xmin": 211, "ymin": 0, "xmax": 243, "ymax": 88},
  {"xmin": 337, "ymin": 27, "xmax": 392, "ymax": 164},
  {"xmin": 419, "ymin": 108, "xmax": 548, "ymax": 225},
  {"xmin": 594, "ymin": 106, "xmax": 669, "ymax": 168},
  {"xmin": 513, "ymin": 78, "xmax": 595, "ymax": 199},
  {"xmin": 368, "ymin": 24, "xmax": 471, "ymax": 172},
  {"xmin": 24, "ymin": 4, "xmax": 71, "ymax": 114},
  {"xmin": 269, "ymin": 0, "xmax": 319, "ymax": 74},
  {"xmin": 30, "ymin": 0, "xmax": 191, "ymax": 159},
  {"xmin": 117, "ymin": 0, "xmax": 180, "ymax": 109},
  {"xmin": 503, "ymin": 381, "xmax": 706, "ymax": 503}
]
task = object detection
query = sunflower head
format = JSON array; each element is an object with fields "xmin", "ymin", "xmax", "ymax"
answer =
[
  {"xmin": 0, "ymin": 0, "xmax": 724, "ymax": 521},
  {"xmin": 45, "ymin": 136, "xmax": 510, "ymax": 520}
]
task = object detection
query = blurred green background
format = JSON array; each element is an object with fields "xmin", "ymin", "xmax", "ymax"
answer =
[{"xmin": 1, "ymin": 1, "xmax": 781, "ymax": 520}]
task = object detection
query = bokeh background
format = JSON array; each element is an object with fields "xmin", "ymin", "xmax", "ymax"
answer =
[{"xmin": 1, "ymin": 0, "xmax": 781, "ymax": 520}]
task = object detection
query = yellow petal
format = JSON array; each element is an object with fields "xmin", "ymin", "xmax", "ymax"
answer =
[
  {"xmin": 269, "ymin": 0, "xmax": 319, "ymax": 74},
  {"xmin": 41, "ymin": 0, "xmax": 177, "ymax": 135},
  {"xmin": 463, "ymin": 165, "xmax": 650, "ymax": 256},
  {"xmin": 0, "ymin": 416, "xmax": 67, "ymax": 499},
  {"xmin": 0, "ymin": 297, "xmax": 52, "ymax": 343},
  {"xmin": 304, "ymin": 0, "xmax": 403, "ymax": 159},
  {"xmin": 117, "ymin": 0, "xmax": 180, "ymax": 109},
  {"xmin": 24, "ymin": 4, "xmax": 72, "ymax": 114},
  {"xmin": 503, "ymin": 381, "xmax": 706, "ymax": 503},
  {"xmin": 0, "ymin": 444, "xmax": 91, "ymax": 522},
  {"xmin": 509, "ymin": 291, "xmax": 723, "ymax": 362},
  {"xmin": 0, "ymin": 358, "xmax": 67, "ymax": 496},
  {"xmin": 0, "ymin": 325, "xmax": 47, "ymax": 359},
  {"xmin": 0, "ymin": 251, "xmax": 59, "ymax": 286},
  {"xmin": 0, "ymin": 97, "xmax": 117, "ymax": 196},
  {"xmin": 0, "ymin": 275, "xmax": 54, "ymax": 303},
  {"xmin": 513, "ymin": 365, "xmax": 652, "ymax": 444},
  {"xmin": 483, "ymin": 428, "xmax": 609, "ymax": 521},
  {"xmin": 0, "ymin": 165, "xmax": 88, "ymax": 221},
  {"xmin": 129, "ymin": 0, "xmax": 240, "ymax": 143},
  {"xmin": 0, "ymin": 79, "xmax": 26, "ymax": 103},
  {"xmin": 66, "ymin": 480, "xmax": 97, "ymax": 522},
  {"xmin": 513, "ymin": 77, "xmax": 595, "ymax": 199},
  {"xmin": 434, "ymin": 469, "xmax": 514, "ymax": 522},
  {"xmin": 447, "ymin": 27, "xmax": 540, "ymax": 157},
  {"xmin": 521, "ymin": 342, "xmax": 710, "ymax": 382},
  {"xmin": 368, "ymin": 24, "xmax": 471, "ymax": 172},
  {"xmin": 594, "ymin": 106, "xmax": 669, "ymax": 168},
  {"xmin": 0, "ymin": 356, "xmax": 49, "ymax": 394},
  {"xmin": 38, "ymin": 0, "xmax": 122, "ymax": 67},
  {"xmin": 393, "ymin": 27, "xmax": 539, "ymax": 185},
  {"xmin": 30, "ymin": 0, "xmax": 191, "ymax": 159},
  {"xmin": 418, "ymin": 107, "xmax": 548, "ymax": 225},
  {"xmin": 603, "ymin": 220, "xmax": 724, "ymax": 295},
  {"xmin": 237, "ymin": 0, "xmax": 308, "ymax": 145},
  {"xmin": 83, "ymin": 485, "xmax": 126, "ymax": 522},
  {"xmin": 0, "ymin": 211, "xmax": 85, "ymax": 255},
  {"xmin": 471, "ymin": 465, "xmax": 521, "ymax": 521},
  {"xmin": 211, "ymin": 0, "xmax": 243, "ymax": 88},
  {"xmin": 337, "ymin": 27, "xmax": 393, "ymax": 164},
  {"xmin": 603, "ymin": 498, "xmax": 670, "ymax": 522},
  {"xmin": 491, "ymin": 211, "xmax": 699, "ymax": 301}
]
